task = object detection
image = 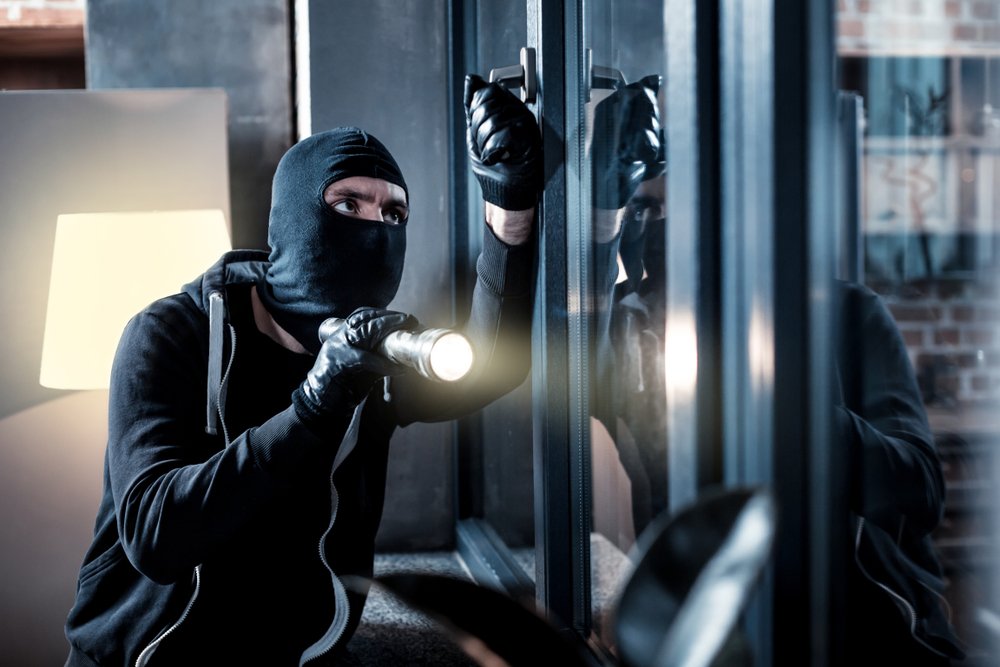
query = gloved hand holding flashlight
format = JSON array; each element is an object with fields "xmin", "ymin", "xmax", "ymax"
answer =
[
  {"xmin": 293, "ymin": 308, "xmax": 417, "ymax": 424},
  {"xmin": 318, "ymin": 316, "xmax": 475, "ymax": 385}
]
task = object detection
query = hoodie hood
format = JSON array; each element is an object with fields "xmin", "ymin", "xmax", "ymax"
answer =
[{"xmin": 182, "ymin": 250, "xmax": 269, "ymax": 436}]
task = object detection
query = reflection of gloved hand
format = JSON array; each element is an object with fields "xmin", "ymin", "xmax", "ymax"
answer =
[
  {"xmin": 591, "ymin": 74, "xmax": 662, "ymax": 210},
  {"xmin": 293, "ymin": 307, "xmax": 417, "ymax": 426},
  {"xmin": 465, "ymin": 74, "xmax": 543, "ymax": 211}
]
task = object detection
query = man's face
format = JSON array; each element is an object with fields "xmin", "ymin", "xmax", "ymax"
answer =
[
  {"xmin": 624, "ymin": 175, "xmax": 666, "ymax": 230},
  {"xmin": 322, "ymin": 176, "xmax": 408, "ymax": 225}
]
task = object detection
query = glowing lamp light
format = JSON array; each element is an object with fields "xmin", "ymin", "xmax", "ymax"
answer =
[{"xmin": 40, "ymin": 210, "xmax": 232, "ymax": 390}]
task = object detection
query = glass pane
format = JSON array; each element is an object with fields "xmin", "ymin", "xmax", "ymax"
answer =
[
  {"xmin": 472, "ymin": 0, "xmax": 535, "ymax": 576},
  {"xmin": 581, "ymin": 0, "xmax": 668, "ymax": 650},
  {"xmin": 836, "ymin": 4, "xmax": 1000, "ymax": 665}
]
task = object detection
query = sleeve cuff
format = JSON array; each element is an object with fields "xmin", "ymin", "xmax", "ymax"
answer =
[
  {"xmin": 246, "ymin": 403, "xmax": 344, "ymax": 472},
  {"xmin": 477, "ymin": 224, "xmax": 534, "ymax": 297},
  {"xmin": 476, "ymin": 176, "xmax": 539, "ymax": 211}
]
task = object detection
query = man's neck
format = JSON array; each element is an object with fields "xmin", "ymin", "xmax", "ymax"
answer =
[{"xmin": 250, "ymin": 285, "xmax": 310, "ymax": 354}]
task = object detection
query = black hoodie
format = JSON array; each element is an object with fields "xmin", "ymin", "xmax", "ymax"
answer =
[{"xmin": 64, "ymin": 224, "xmax": 533, "ymax": 666}]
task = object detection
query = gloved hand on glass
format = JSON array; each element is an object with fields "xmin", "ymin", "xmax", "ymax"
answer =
[{"xmin": 590, "ymin": 74, "xmax": 663, "ymax": 211}]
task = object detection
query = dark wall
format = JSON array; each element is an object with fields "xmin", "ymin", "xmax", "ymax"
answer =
[
  {"xmin": 85, "ymin": 0, "xmax": 294, "ymax": 250},
  {"xmin": 304, "ymin": 0, "xmax": 457, "ymax": 550}
]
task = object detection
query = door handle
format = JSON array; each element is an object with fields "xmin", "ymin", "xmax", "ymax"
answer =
[
  {"xmin": 585, "ymin": 48, "xmax": 625, "ymax": 101},
  {"xmin": 488, "ymin": 47, "xmax": 537, "ymax": 105}
]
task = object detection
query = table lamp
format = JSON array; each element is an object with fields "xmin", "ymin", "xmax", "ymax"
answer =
[{"xmin": 39, "ymin": 210, "xmax": 232, "ymax": 390}]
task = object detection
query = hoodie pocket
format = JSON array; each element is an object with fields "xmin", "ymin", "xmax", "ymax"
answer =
[
  {"xmin": 67, "ymin": 542, "xmax": 183, "ymax": 666},
  {"xmin": 76, "ymin": 542, "xmax": 126, "ymax": 586}
]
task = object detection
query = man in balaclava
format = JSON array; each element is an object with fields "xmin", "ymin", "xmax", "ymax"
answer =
[
  {"xmin": 256, "ymin": 126, "xmax": 411, "ymax": 355},
  {"xmin": 64, "ymin": 73, "xmax": 542, "ymax": 667}
]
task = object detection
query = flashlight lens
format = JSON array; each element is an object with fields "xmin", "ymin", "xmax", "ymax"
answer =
[{"xmin": 429, "ymin": 332, "xmax": 474, "ymax": 382}]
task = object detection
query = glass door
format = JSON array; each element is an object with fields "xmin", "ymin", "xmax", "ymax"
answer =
[
  {"xmin": 454, "ymin": 3, "xmax": 839, "ymax": 665},
  {"xmin": 452, "ymin": 3, "xmax": 975, "ymax": 666},
  {"xmin": 453, "ymin": 1, "xmax": 735, "ymax": 660}
]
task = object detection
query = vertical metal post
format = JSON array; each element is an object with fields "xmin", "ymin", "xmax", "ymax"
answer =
[
  {"xmin": 720, "ymin": 1, "xmax": 841, "ymax": 664},
  {"xmin": 836, "ymin": 92, "xmax": 864, "ymax": 284},
  {"xmin": 665, "ymin": 0, "xmax": 723, "ymax": 516},
  {"xmin": 529, "ymin": 0, "xmax": 591, "ymax": 638},
  {"xmin": 770, "ymin": 0, "xmax": 841, "ymax": 664},
  {"xmin": 720, "ymin": 0, "xmax": 774, "ymax": 663}
]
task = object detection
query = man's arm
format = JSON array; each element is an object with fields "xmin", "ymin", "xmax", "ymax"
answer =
[
  {"xmin": 106, "ymin": 303, "xmax": 337, "ymax": 583},
  {"xmin": 837, "ymin": 282, "xmax": 946, "ymax": 536},
  {"xmin": 108, "ymin": 300, "xmax": 409, "ymax": 583},
  {"xmin": 388, "ymin": 75, "xmax": 542, "ymax": 425}
]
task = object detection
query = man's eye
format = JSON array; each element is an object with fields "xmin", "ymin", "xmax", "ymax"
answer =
[
  {"xmin": 625, "ymin": 205, "xmax": 647, "ymax": 224},
  {"xmin": 333, "ymin": 200, "xmax": 358, "ymax": 215},
  {"xmin": 625, "ymin": 202, "xmax": 664, "ymax": 224},
  {"xmin": 385, "ymin": 209, "xmax": 407, "ymax": 225}
]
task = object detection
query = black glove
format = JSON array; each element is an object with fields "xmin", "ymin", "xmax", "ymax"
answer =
[
  {"xmin": 590, "ymin": 74, "xmax": 663, "ymax": 210},
  {"xmin": 292, "ymin": 307, "xmax": 417, "ymax": 427},
  {"xmin": 465, "ymin": 73, "xmax": 544, "ymax": 211}
]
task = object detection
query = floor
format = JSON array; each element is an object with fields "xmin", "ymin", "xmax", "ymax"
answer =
[
  {"xmin": 342, "ymin": 535, "xmax": 633, "ymax": 665},
  {"xmin": 341, "ymin": 551, "xmax": 477, "ymax": 666}
]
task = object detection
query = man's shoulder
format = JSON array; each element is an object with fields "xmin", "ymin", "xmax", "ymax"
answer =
[
  {"xmin": 145, "ymin": 291, "xmax": 205, "ymax": 322},
  {"xmin": 124, "ymin": 292, "xmax": 208, "ymax": 347}
]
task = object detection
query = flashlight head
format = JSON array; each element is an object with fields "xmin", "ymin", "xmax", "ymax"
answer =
[
  {"xmin": 318, "ymin": 317, "xmax": 474, "ymax": 382},
  {"xmin": 379, "ymin": 327, "xmax": 475, "ymax": 382},
  {"xmin": 427, "ymin": 332, "xmax": 475, "ymax": 382}
]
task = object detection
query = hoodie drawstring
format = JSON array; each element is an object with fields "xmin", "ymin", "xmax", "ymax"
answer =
[{"xmin": 206, "ymin": 291, "xmax": 225, "ymax": 435}]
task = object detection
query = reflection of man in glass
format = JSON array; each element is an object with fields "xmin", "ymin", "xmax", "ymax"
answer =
[
  {"xmin": 587, "ymin": 66, "xmax": 966, "ymax": 666},
  {"xmin": 589, "ymin": 75, "xmax": 668, "ymax": 538},
  {"xmin": 836, "ymin": 280, "xmax": 966, "ymax": 664}
]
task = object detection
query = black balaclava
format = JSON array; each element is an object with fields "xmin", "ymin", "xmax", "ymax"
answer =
[{"xmin": 257, "ymin": 127, "xmax": 408, "ymax": 354}]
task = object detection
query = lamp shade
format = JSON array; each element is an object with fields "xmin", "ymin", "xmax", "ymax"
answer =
[{"xmin": 40, "ymin": 210, "xmax": 232, "ymax": 390}]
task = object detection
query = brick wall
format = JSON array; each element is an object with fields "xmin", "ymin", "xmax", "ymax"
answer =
[
  {"xmin": 838, "ymin": 0, "xmax": 1000, "ymax": 56},
  {"xmin": 0, "ymin": 0, "xmax": 85, "ymax": 88},
  {"xmin": 838, "ymin": 2, "xmax": 1000, "ymax": 407},
  {"xmin": 0, "ymin": 0, "xmax": 83, "ymax": 28},
  {"xmin": 885, "ymin": 280, "xmax": 1000, "ymax": 406}
]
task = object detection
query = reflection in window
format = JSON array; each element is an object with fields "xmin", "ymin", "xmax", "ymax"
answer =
[
  {"xmin": 839, "ymin": 55, "xmax": 1000, "ymax": 284},
  {"xmin": 837, "ymin": 3, "xmax": 1000, "ymax": 664},
  {"xmin": 583, "ymin": 0, "xmax": 668, "ymax": 651}
]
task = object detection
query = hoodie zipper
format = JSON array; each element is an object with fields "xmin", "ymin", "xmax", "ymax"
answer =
[
  {"xmin": 299, "ymin": 403, "xmax": 366, "ymax": 665},
  {"xmin": 853, "ymin": 517, "xmax": 949, "ymax": 657},
  {"xmin": 134, "ymin": 565, "xmax": 202, "ymax": 667},
  {"xmin": 298, "ymin": 482, "xmax": 351, "ymax": 665}
]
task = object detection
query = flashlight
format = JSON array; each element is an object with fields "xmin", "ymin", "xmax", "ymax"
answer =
[{"xmin": 318, "ymin": 318, "xmax": 475, "ymax": 383}]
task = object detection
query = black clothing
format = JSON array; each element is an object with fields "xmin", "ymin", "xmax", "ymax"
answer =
[
  {"xmin": 589, "ymin": 272, "xmax": 965, "ymax": 662},
  {"xmin": 837, "ymin": 280, "xmax": 965, "ymax": 662},
  {"xmin": 64, "ymin": 226, "xmax": 533, "ymax": 666},
  {"xmin": 258, "ymin": 128, "xmax": 409, "ymax": 354}
]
